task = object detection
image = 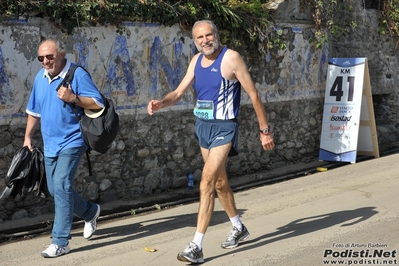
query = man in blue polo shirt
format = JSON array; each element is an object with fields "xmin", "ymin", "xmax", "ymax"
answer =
[{"xmin": 23, "ymin": 39, "xmax": 104, "ymax": 258}]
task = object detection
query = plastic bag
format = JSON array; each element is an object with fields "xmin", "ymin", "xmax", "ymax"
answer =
[
  {"xmin": 5, "ymin": 146, "xmax": 32, "ymax": 188},
  {"xmin": 4, "ymin": 146, "xmax": 48, "ymax": 199}
]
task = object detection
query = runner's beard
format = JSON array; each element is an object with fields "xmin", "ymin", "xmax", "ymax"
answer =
[{"xmin": 196, "ymin": 40, "xmax": 220, "ymax": 56}]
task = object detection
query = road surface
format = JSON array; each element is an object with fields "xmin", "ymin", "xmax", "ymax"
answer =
[{"xmin": 1, "ymin": 153, "xmax": 398, "ymax": 266}]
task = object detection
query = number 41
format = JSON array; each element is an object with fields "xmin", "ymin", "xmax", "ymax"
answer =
[{"xmin": 330, "ymin": 76, "xmax": 355, "ymax": 102}]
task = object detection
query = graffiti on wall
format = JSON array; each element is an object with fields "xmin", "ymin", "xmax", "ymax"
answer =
[
  {"xmin": 0, "ymin": 22, "xmax": 327, "ymax": 125},
  {"xmin": 0, "ymin": 23, "xmax": 195, "ymax": 124},
  {"xmin": 0, "ymin": 47, "xmax": 13, "ymax": 108}
]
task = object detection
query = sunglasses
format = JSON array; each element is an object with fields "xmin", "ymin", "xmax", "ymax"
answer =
[{"xmin": 37, "ymin": 54, "xmax": 54, "ymax": 62}]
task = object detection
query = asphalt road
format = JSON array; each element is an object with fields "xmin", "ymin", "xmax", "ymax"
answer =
[{"xmin": 1, "ymin": 153, "xmax": 398, "ymax": 266}]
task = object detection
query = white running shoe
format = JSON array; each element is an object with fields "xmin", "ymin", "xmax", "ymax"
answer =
[
  {"xmin": 41, "ymin": 244, "xmax": 70, "ymax": 258},
  {"xmin": 83, "ymin": 204, "xmax": 100, "ymax": 239}
]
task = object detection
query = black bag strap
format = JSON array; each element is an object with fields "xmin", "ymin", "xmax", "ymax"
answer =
[
  {"xmin": 86, "ymin": 151, "xmax": 92, "ymax": 176},
  {"xmin": 56, "ymin": 65, "xmax": 81, "ymax": 121},
  {"xmin": 56, "ymin": 65, "xmax": 79, "ymax": 91},
  {"xmin": 56, "ymin": 65, "xmax": 79, "ymax": 104},
  {"xmin": 57, "ymin": 65, "xmax": 93, "ymax": 176}
]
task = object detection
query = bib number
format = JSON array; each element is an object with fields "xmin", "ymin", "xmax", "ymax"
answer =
[{"xmin": 193, "ymin": 100, "xmax": 214, "ymax": 120}]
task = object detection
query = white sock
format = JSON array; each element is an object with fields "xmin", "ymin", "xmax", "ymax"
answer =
[
  {"xmin": 230, "ymin": 215, "xmax": 243, "ymax": 231},
  {"xmin": 192, "ymin": 232, "xmax": 204, "ymax": 250}
]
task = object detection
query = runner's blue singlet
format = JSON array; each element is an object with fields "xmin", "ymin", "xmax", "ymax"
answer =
[{"xmin": 193, "ymin": 47, "xmax": 241, "ymax": 120}]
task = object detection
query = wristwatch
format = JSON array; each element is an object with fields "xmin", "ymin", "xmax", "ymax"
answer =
[
  {"xmin": 260, "ymin": 128, "xmax": 270, "ymax": 135},
  {"xmin": 73, "ymin": 95, "xmax": 80, "ymax": 104}
]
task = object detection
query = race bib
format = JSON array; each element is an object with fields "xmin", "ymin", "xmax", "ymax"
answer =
[{"xmin": 193, "ymin": 100, "xmax": 214, "ymax": 120}]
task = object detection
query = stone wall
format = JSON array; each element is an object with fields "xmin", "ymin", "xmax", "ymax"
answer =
[
  {"xmin": 327, "ymin": 0, "xmax": 399, "ymax": 146},
  {"xmin": 0, "ymin": 1, "xmax": 398, "ymax": 222}
]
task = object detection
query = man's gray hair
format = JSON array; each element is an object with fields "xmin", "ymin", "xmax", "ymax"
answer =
[
  {"xmin": 38, "ymin": 38, "xmax": 66, "ymax": 53},
  {"xmin": 192, "ymin": 20, "xmax": 219, "ymax": 37}
]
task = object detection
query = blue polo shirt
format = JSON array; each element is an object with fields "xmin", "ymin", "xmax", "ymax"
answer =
[{"xmin": 26, "ymin": 60, "xmax": 104, "ymax": 157}]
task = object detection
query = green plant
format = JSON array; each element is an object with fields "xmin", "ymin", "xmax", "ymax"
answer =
[
  {"xmin": 0, "ymin": 0, "xmax": 277, "ymax": 53},
  {"xmin": 303, "ymin": 0, "xmax": 399, "ymax": 50},
  {"xmin": 380, "ymin": 0, "xmax": 399, "ymax": 49},
  {"xmin": 302, "ymin": 0, "xmax": 357, "ymax": 49},
  {"xmin": 2, "ymin": 1, "xmax": 398, "ymax": 51}
]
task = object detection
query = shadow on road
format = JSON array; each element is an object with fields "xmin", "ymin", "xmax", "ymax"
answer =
[
  {"xmin": 68, "ymin": 206, "xmax": 378, "ymax": 261},
  {"xmin": 70, "ymin": 208, "xmax": 243, "ymax": 253},
  {"xmin": 207, "ymin": 206, "xmax": 378, "ymax": 262}
]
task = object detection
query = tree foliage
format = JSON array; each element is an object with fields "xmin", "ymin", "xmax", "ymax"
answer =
[
  {"xmin": 1, "ymin": 0, "xmax": 398, "ymax": 51},
  {"xmin": 302, "ymin": 0, "xmax": 399, "ymax": 49},
  {"xmin": 380, "ymin": 0, "xmax": 399, "ymax": 49},
  {"xmin": 0, "ymin": 0, "xmax": 276, "ymax": 52}
]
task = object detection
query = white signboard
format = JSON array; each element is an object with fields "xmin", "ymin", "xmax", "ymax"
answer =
[{"xmin": 319, "ymin": 58, "xmax": 379, "ymax": 163}]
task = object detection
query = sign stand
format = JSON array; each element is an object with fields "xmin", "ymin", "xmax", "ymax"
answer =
[
  {"xmin": 357, "ymin": 61, "xmax": 379, "ymax": 158},
  {"xmin": 319, "ymin": 58, "xmax": 379, "ymax": 163}
]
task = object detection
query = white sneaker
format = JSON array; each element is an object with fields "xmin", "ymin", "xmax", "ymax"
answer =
[
  {"xmin": 41, "ymin": 244, "xmax": 70, "ymax": 258},
  {"xmin": 83, "ymin": 204, "xmax": 100, "ymax": 239},
  {"xmin": 221, "ymin": 224, "xmax": 250, "ymax": 249},
  {"xmin": 177, "ymin": 242, "xmax": 204, "ymax": 263}
]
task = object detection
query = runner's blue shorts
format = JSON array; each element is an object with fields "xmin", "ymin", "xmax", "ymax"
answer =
[{"xmin": 194, "ymin": 118, "xmax": 239, "ymax": 156}]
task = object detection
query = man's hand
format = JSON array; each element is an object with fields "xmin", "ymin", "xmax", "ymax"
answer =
[
  {"xmin": 23, "ymin": 137, "xmax": 33, "ymax": 151},
  {"xmin": 148, "ymin": 100, "xmax": 162, "ymax": 115},
  {"xmin": 57, "ymin": 83, "xmax": 75, "ymax": 103},
  {"xmin": 260, "ymin": 134, "xmax": 274, "ymax": 150}
]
